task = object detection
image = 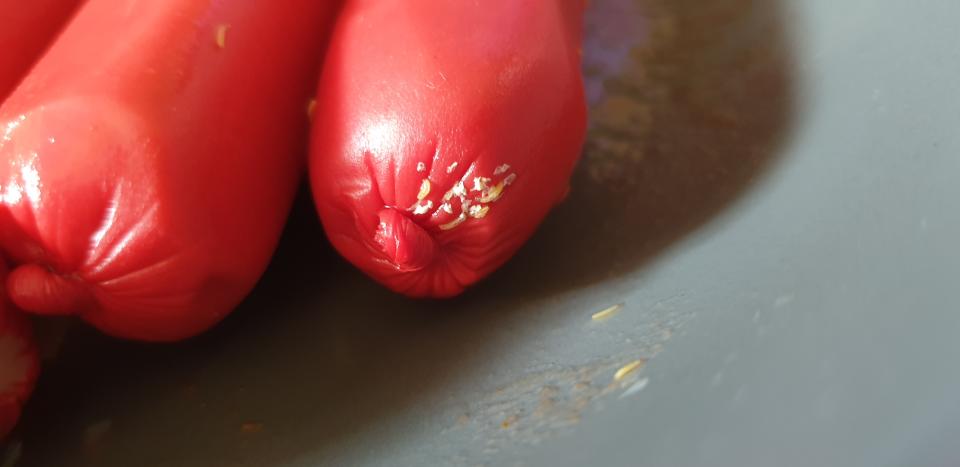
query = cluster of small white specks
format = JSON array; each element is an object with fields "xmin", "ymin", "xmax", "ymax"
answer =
[
  {"xmin": 472, "ymin": 177, "xmax": 491, "ymax": 192},
  {"xmin": 468, "ymin": 204, "xmax": 490, "ymax": 219},
  {"xmin": 411, "ymin": 200, "xmax": 433, "ymax": 215},
  {"xmin": 2, "ymin": 115, "xmax": 26, "ymax": 142},
  {"xmin": 434, "ymin": 163, "xmax": 518, "ymax": 231},
  {"xmin": 444, "ymin": 180, "xmax": 467, "ymax": 201},
  {"xmin": 408, "ymin": 178, "xmax": 434, "ymax": 215},
  {"xmin": 410, "ymin": 161, "xmax": 518, "ymax": 231},
  {"xmin": 472, "ymin": 177, "xmax": 490, "ymax": 192}
]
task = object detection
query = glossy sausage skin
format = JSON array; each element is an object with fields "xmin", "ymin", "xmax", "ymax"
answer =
[
  {"xmin": 310, "ymin": 0, "xmax": 587, "ymax": 297},
  {"xmin": 0, "ymin": 0, "xmax": 338, "ymax": 341},
  {"xmin": 0, "ymin": 0, "xmax": 85, "ymax": 100}
]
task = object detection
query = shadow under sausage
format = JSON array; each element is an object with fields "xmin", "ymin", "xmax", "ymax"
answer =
[
  {"xmin": 489, "ymin": 0, "xmax": 799, "ymax": 299},
  {"xmin": 10, "ymin": 0, "xmax": 799, "ymax": 465}
]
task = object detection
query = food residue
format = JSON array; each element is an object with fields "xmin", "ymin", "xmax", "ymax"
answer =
[
  {"xmin": 468, "ymin": 204, "xmax": 490, "ymax": 219},
  {"xmin": 478, "ymin": 181, "xmax": 505, "ymax": 203},
  {"xmin": 215, "ymin": 24, "xmax": 230, "ymax": 49},
  {"xmin": 591, "ymin": 303, "xmax": 624, "ymax": 321},
  {"xmin": 417, "ymin": 179, "xmax": 431, "ymax": 200},
  {"xmin": 472, "ymin": 176, "xmax": 491, "ymax": 192},
  {"xmin": 411, "ymin": 200, "xmax": 433, "ymax": 215},
  {"xmin": 613, "ymin": 359, "xmax": 646, "ymax": 382},
  {"xmin": 440, "ymin": 213, "xmax": 467, "ymax": 231}
]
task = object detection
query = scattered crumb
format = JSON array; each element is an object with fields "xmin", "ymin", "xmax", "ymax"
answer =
[
  {"xmin": 494, "ymin": 164, "xmax": 511, "ymax": 175},
  {"xmin": 500, "ymin": 415, "xmax": 518, "ymax": 429},
  {"xmin": 613, "ymin": 359, "xmax": 646, "ymax": 382},
  {"xmin": 446, "ymin": 162, "xmax": 458, "ymax": 173},
  {"xmin": 215, "ymin": 24, "xmax": 230, "ymax": 49},
  {"xmin": 441, "ymin": 202, "xmax": 454, "ymax": 214},
  {"xmin": 503, "ymin": 173, "xmax": 517, "ymax": 185},
  {"xmin": 478, "ymin": 182, "xmax": 505, "ymax": 203},
  {"xmin": 411, "ymin": 200, "xmax": 433, "ymax": 215},
  {"xmin": 417, "ymin": 162, "xmax": 427, "ymax": 173},
  {"xmin": 240, "ymin": 422, "xmax": 264, "ymax": 434},
  {"xmin": 472, "ymin": 177, "xmax": 491, "ymax": 192},
  {"xmin": 591, "ymin": 303, "xmax": 624, "ymax": 321},
  {"xmin": 417, "ymin": 179, "xmax": 431, "ymax": 200},
  {"xmin": 468, "ymin": 204, "xmax": 490, "ymax": 219},
  {"xmin": 440, "ymin": 213, "xmax": 467, "ymax": 231},
  {"xmin": 444, "ymin": 180, "xmax": 467, "ymax": 201}
]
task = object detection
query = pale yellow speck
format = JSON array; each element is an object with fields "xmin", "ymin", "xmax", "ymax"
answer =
[
  {"xmin": 417, "ymin": 162, "xmax": 426, "ymax": 173},
  {"xmin": 591, "ymin": 303, "xmax": 624, "ymax": 321},
  {"xmin": 444, "ymin": 180, "xmax": 466, "ymax": 201},
  {"xmin": 494, "ymin": 164, "xmax": 511, "ymax": 175},
  {"xmin": 478, "ymin": 181, "xmax": 505, "ymax": 203},
  {"xmin": 439, "ymin": 213, "xmax": 467, "ymax": 231},
  {"xmin": 614, "ymin": 360, "xmax": 646, "ymax": 382},
  {"xmin": 468, "ymin": 204, "xmax": 490, "ymax": 219},
  {"xmin": 504, "ymin": 173, "xmax": 518, "ymax": 185},
  {"xmin": 446, "ymin": 162, "xmax": 458, "ymax": 174},
  {"xmin": 441, "ymin": 202, "xmax": 454, "ymax": 214},
  {"xmin": 417, "ymin": 179, "xmax": 431, "ymax": 200},
  {"xmin": 215, "ymin": 24, "xmax": 230, "ymax": 49}
]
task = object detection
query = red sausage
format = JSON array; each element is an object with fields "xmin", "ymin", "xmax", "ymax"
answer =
[
  {"xmin": 0, "ymin": 0, "xmax": 85, "ymax": 101},
  {"xmin": 0, "ymin": 261, "xmax": 39, "ymax": 440},
  {"xmin": 0, "ymin": 0, "xmax": 338, "ymax": 341},
  {"xmin": 310, "ymin": 0, "xmax": 588, "ymax": 297}
]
